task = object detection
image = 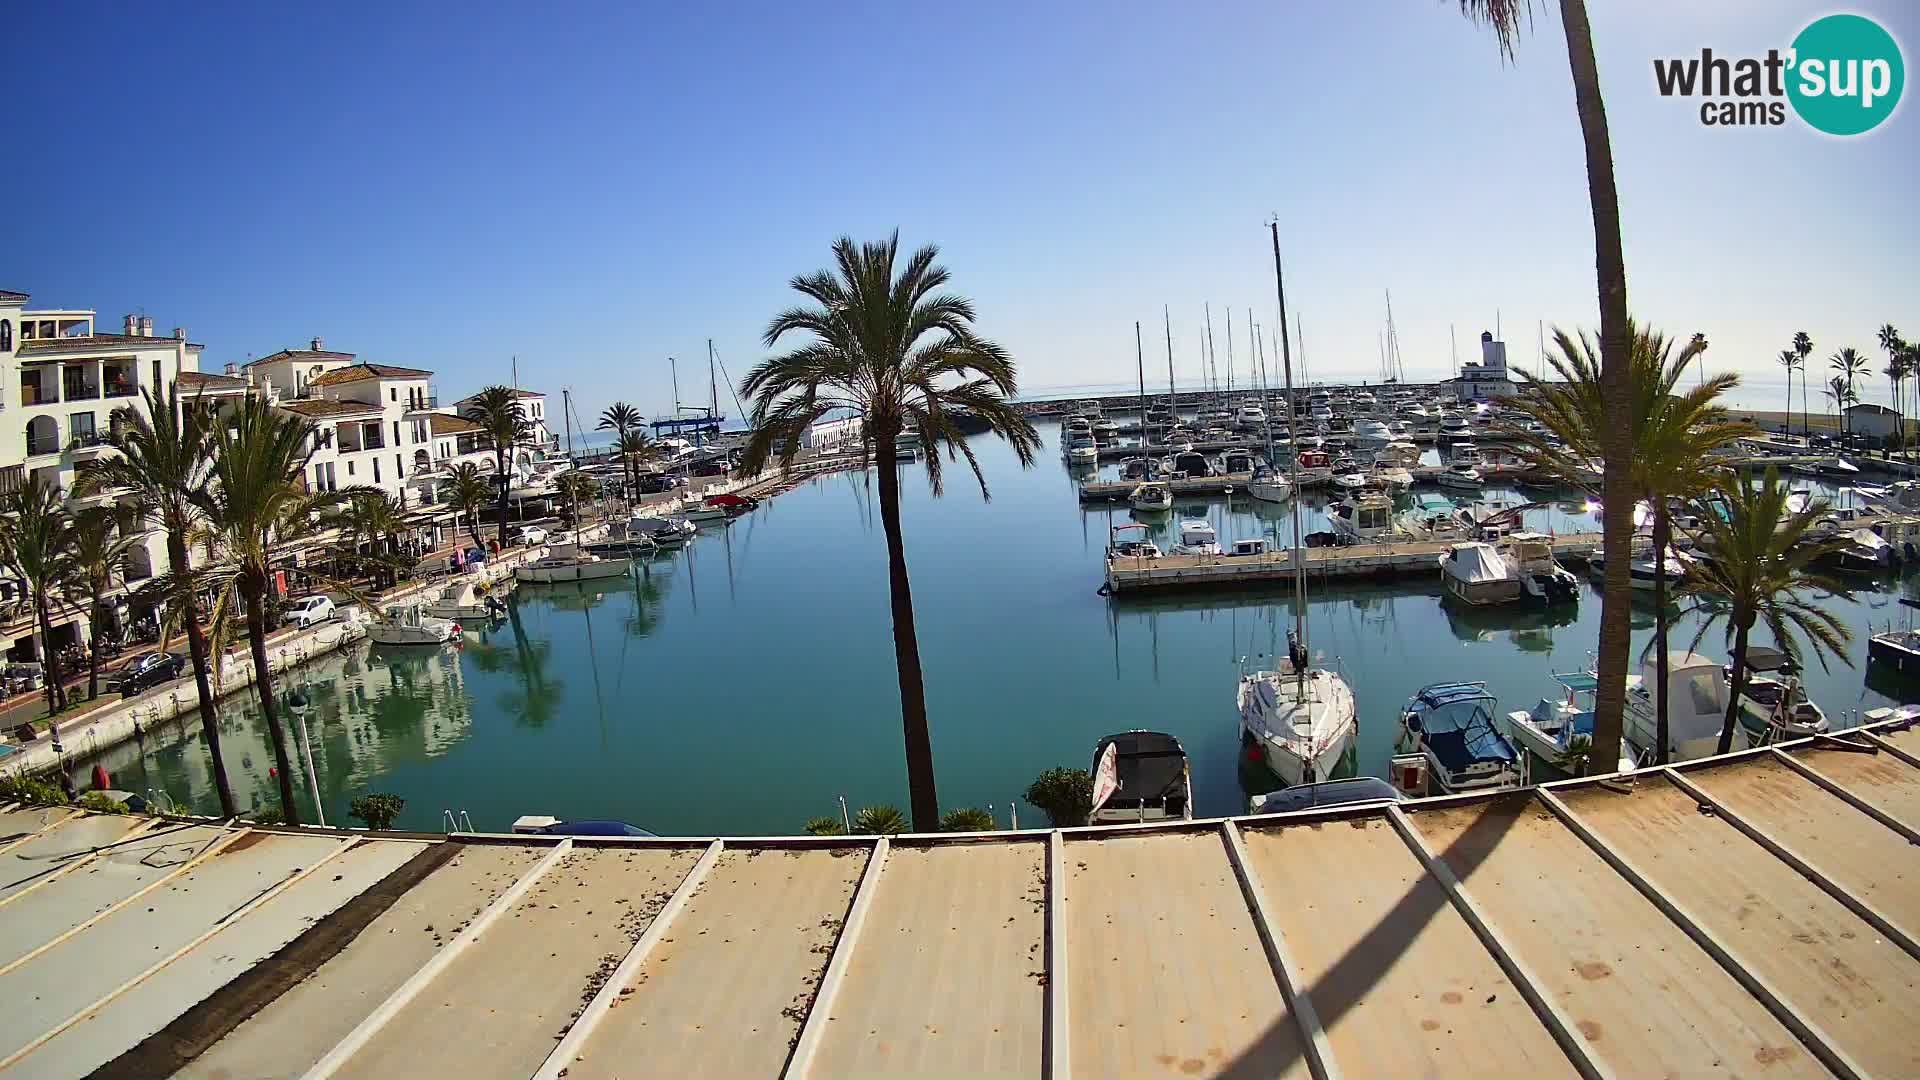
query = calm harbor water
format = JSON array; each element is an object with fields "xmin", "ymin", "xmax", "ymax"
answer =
[{"xmin": 77, "ymin": 422, "xmax": 1917, "ymax": 835}]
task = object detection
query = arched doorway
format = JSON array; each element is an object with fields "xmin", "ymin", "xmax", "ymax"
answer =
[{"xmin": 25, "ymin": 415, "xmax": 57, "ymax": 457}]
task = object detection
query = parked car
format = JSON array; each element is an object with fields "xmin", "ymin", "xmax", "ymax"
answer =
[
  {"xmin": 112, "ymin": 652, "xmax": 185, "ymax": 696},
  {"xmin": 512, "ymin": 525, "xmax": 549, "ymax": 546},
  {"xmin": 286, "ymin": 595, "xmax": 336, "ymax": 629},
  {"xmin": 461, "ymin": 546, "xmax": 488, "ymax": 568}
]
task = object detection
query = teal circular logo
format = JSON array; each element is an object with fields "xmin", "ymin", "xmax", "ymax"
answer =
[{"xmin": 1788, "ymin": 14, "xmax": 1904, "ymax": 135}]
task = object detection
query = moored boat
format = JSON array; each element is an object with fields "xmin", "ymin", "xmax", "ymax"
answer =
[
  {"xmin": 1171, "ymin": 518, "xmax": 1221, "ymax": 556},
  {"xmin": 1128, "ymin": 481, "xmax": 1173, "ymax": 513},
  {"xmin": 367, "ymin": 604, "xmax": 461, "ymax": 647},
  {"xmin": 1087, "ymin": 731, "xmax": 1194, "ymax": 825},
  {"xmin": 516, "ymin": 543, "xmax": 632, "ymax": 584},
  {"xmin": 1395, "ymin": 682, "xmax": 1522, "ymax": 793},
  {"xmin": 1439, "ymin": 542, "xmax": 1525, "ymax": 606}
]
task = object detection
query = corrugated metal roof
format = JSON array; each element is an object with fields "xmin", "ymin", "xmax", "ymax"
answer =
[{"xmin": 9, "ymin": 717, "xmax": 1915, "ymax": 1080}]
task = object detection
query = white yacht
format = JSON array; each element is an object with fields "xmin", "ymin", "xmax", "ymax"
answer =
[
  {"xmin": 1065, "ymin": 435, "xmax": 1098, "ymax": 463},
  {"xmin": 367, "ymin": 604, "xmax": 461, "ymax": 646},
  {"xmin": 1624, "ymin": 652, "xmax": 1730, "ymax": 763},
  {"xmin": 1439, "ymin": 413, "xmax": 1471, "ymax": 437},
  {"xmin": 421, "ymin": 579, "xmax": 510, "ymax": 622},
  {"xmin": 1376, "ymin": 441, "xmax": 1422, "ymax": 469},
  {"xmin": 1505, "ymin": 671, "xmax": 1639, "ymax": 781},
  {"xmin": 1247, "ymin": 462, "xmax": 1292, "ymax": 504},
  {"xmin": 1505, "ymin": 533, "xmax": 1581, "ymax": 602},
  {"xmin": 1327, "ymin": 492, "xmax": 1398, "ymax": 544},
  {"xmin": 1395, "ymin": 682, "xmax": 1522, "ymax": 793},
  {"xmin": 1331, "ymin": 470, "xmax": 1372, "ymax": 493},
  {"xmin": 1220, "ymin": 448, "xmax": 1258, "ymax": 475},
  {"xmin": 1373, "ymin": 466, "xmax": 1415, "ymax": 492},
  {"xmin": 1351, "ymin": 419, "xmax": 1393, "ymax": 450},
  {"xmin": 1239, "ymin": 657, "xmax": 1358, "ymax": 787},
  {"xmin": 1092, "ymin": 418, "xmax": 1122, "ymax": 438},
  {"xmin": 1459, "ymin": 497, "xmax": 1525, "ymax": 539},
  {"xmin": 1237, "ymin": 403, "xmax": 1267, "ymax": 428},
  {"xmin": 516, "ymin": 542, "xmax": 631, "ymax": 584},
  {"xmin": 1128, "ymin": 481, "xmax": 1173, "ymax": 513},
  {"xmin": 1171, "ymin": 519, "xmax": 1221, "ymax": 556},
  {"xmin": 1438, "ymin": 462, "xmax": 1484, "ymax": 489}
]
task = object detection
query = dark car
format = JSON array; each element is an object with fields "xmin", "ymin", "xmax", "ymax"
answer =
[{"xmin": 113, "ymin": 652, "xmax": 185, "ymax": 696}]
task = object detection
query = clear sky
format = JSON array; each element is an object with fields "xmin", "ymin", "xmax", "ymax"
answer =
[{"xmin": 6, "ymin": 1, "xmax": 1915, "ymax": 419}]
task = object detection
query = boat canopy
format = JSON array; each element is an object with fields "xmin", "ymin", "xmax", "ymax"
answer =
[
  {"xmin": 1738, "ymin": 646, "xmax": 1796, "ymax": 673},
  {"xmin": 1445, "ymin": 543, "xmax": 1510, "ymax": 583},
  {"xmin": 1404, "ymin": 683, "xmax": 1516, "ymax": 770},
  {"xmin": 1252, "ymin": 777, "xmax": 1400, "ymax": 815},
  {"xmin": 1092, "ymin": 731, "xmax": 1190, "ymax": 808}
]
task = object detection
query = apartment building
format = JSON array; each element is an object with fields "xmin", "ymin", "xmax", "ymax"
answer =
[{"xmin": 0, "ymin": 291, "xmax": 210, "ymax": 659}]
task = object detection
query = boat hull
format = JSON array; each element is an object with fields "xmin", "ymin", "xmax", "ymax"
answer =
[
  {"xmin": 1869, "ymin": 634, "xmax": 1920, "ymax": 674},
  {"xmin": 1442, "ymin": 574, "xmax": 1524, "ymax": 606},
  {"xmin": 1246, "ymin": 481, "xmax": 1291, "ymax": 503},
  {"xmin": 516, "ymin": 560, "xmax": 631, "ymax": 584}
]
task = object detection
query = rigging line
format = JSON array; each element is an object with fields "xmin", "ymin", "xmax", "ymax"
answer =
[{"xmin": 711, "ymin": 345, "xmax": 749, "ymax": 422}]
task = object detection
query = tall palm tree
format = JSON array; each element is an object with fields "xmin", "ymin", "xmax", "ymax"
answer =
[
  {"xmin": 330, "ymin": 489, "xmax": 412, "ymax": 589},
  {"xmin": 68, "ymin": 508, "xmax": 136, "ymax": 701},
  {"xmin": 1824, "ymin": 375, "xmax": 1855, "ymax": 431},
  {"xmin": 1830, "ymin": 347, "xmax": 1870, "ymax": 438},
  {"xmin": 617, "ymin": 430, "xmax": 655, "ymax": 488},
  {"xmin": 463, "ymin": 387, "xmax": 530, "ymax": 543},
  {"xmin": 1776, "ymin": 349, "xmax": 1802, "ymax": 440},
  {"xmin": 1503, "ymin": 322, "xmax": 1754, "ymax": 763},
  {"xmin": 1679, "ymin": 468, "xmax": 1851, "ymax": 754},
  {"xmin": 440, "ymin": 461, "xmax": 493, "ymax": 549},
  {"xmin": 597, "ymin": 402, "xmax": 643, "ymax": 494},
  {"xmin": 1454, "ymin": 0, "xmax": 1635, "ymax": 761},
  {"xmin": 1879, "ymin": 324, "xmax": 1908, "ymax": 454},
  {"xmin": 0, "ymin": 480, "xmax": 77, "ymax": 717},
  {"xmin": 1793, "ymin": 331, "xmax": 1814, "ymax": 438},
  {"xmin": 76, "ymin": 385, "xmax": 235, "ymax": 815},
  {"xmin": 195, "ymin": 398, "xmax": 345, "ymax": 825},
  {"xmin": 740, "ymin": 233, "xmax": 1040, "ymax": 831}
]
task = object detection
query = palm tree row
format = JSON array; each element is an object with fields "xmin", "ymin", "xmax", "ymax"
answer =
[
  {"xmin": 596, "ymin": 402, "xmax": 656, "ymax": 496},
  {"xmin": 0, "ymin": 483, "xmax": 128, "ymax": 718}
]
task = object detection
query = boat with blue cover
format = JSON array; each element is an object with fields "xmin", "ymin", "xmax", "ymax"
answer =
[
  {"xmin": 1394, "ymin": 681, "xmax": 1522, "ymax": 793},
  {"xmin": 1504, "ymin": 670, "xmax": 1638, "ymax": 781}
]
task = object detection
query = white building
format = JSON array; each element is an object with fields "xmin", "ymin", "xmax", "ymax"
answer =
[
  {"xmin": 803, "ymin": 412, "xmax": 863, "ymax": 452},
  {"xmin": 448, "ymin": 388, "xmax": 557, "ymax": 463},
  {"xmin": 1844, "ymin": 403, "xmax": 1902, "ymax": 444},
  {"xmin": 1446, "ymin": 331, "xmax": 1517, "ymax": 401},
  {"xmin": 0, "ymin": 292, "xmax": 211, "ymax": 659}
]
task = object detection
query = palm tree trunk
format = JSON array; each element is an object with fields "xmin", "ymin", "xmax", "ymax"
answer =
[
  {"xmin": 495, "ymin": 449, "xmax": 511, "ymax": 543},
  {"xmin": 1717, "ymin": 619, "xmax": 1752, "ymax": 755},
  {"xmin": 1560, "ymin": 0, "xmax": 1631, "ymax": 774},
  {"xmin": 1652, "ymin": 507, "xmax": 1671, "ymax": 765},
  {"xmin": 87, "ymin": 599, "xmax": 102, "ymax": 701},
  {"xmin": 37, "ymin": 598, "xmax": 62, "ymax": 717},
  {"xmin": 873, "ymin": 432, "xmax": 939, "ymax": 832},
  {"xmin": 243, "ymin": 573, "xmax": 300, "ymax": 824},
  {"xmin": 169, "ymin": 528, "xmax": 237, "ymax": 817}
]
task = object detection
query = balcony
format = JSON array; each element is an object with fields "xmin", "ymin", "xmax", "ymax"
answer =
[
  {"xmin": 405, "ymin": 392, "xmax": 440, "ymax": 412},
  {"xmin": 19, "ymin": 378, "xmax": 57, "ymax": 407},
  {"xmin": 68, "ymin": 429, "xmax": 111, "ymax": 454},
  {"xmin": 62, "ymin": 376, "xmax": 101, "ymax": 402},
  {"xmin": 25, "ymin": 432, "xmax": 61, "ymax": 457}
]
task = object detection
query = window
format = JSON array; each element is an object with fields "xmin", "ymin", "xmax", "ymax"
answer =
[
  {"xmin": 0, "ymin": 320, "xmax": 10, "ymax": 353},
  {"xmin": 152, "ymin": 360, "xmax": 161, "ymax": 388},
  {"xmin": 373, "ymin": 458, "xmax": 381, "ymax": 483},
  {"xmin": 348, "ymin": 460, "xmax": 355, "ymax": 477},
  {"xmin": 314, "ymin": 464, "xmax": 324, "ymax": 491},
  {"xmin": 390, "ymin": 388, "xmax": 398, "ymax": 402},
  {"xmin": 393, "ymin": 421, "xmax": 401, "ymax": 446}
]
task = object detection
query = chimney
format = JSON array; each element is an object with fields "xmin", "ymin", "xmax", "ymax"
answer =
[
  {"xmin": 123, "ymin": 314, "xmax": 138, "ymax": 335},
  {"xmin": 172, "ymin": 326, "xmax": 184, "ymax": 340},
  {"xmin": 1480, "ymin": 331, "xmax": 1507, "ymax": 370},
  {"xmin": 139, "ymin": 315, "xmax": 154, "ymax": 337},
  {"xmin": 224, "ymin": 362, "xmax": 238, "ymax": 376},
  {"xmin": 310, "ymin": 336, "xmax": 324, "ymax": 352}
]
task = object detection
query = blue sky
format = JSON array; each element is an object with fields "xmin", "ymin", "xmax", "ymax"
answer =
[{"xmin": 6, "ymin": 1, "xmax": 1915, "ymax": 419}]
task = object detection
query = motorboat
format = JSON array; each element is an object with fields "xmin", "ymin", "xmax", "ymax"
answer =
[
  {"xmin": 1327, "ymin": 492, "xmax": 1398, "ymax": 544},
  {"xmin": 1065, "ymin": 435, "xmax": 1099, "ymax": 463},
  {"xmin": 1459, "ymin": 497, "xmax": 1526, "ymax": 539},
  {"xmin": 1504, "ymin": 533, "xmax": 1581, "ymax": 602},
  {"xmin": 1220, "ymin": 448, "xmax": 1257, "ymax": 475},
  {"xmin": 367, "ymin": 604, "xmax": 461, "ymax": 646},
  {"xmin": 1437, "ymin": 462, "xmax": 1483, "ymax": 489},
  {"xmin": 1239, "ymin": 649, "xmax": 1358, "ymax": 787},
  {"xmin": 1624, "ymin": 652, "xmax": 1730, "ymax": 763},
  {"xmin": 516, "ymin": 544, "xmax": 632, "ymax": 584},
  {"xmin": 1728, "ymin": 647, "xmax": 1828, "ymax": 746},
  {"xmin": 1331, "ymin": 470, "xmax": 1373, "ymax": 493},
  {"xmin": 1504, "ymin": 671, "xmax": 1639, "ymax": 781},
  {"xmin": 1092, "ymin": 418, "xmax": 1122, "ymax": 439},
  {"xmin": 1118, "ymin": 456, "xmax": 1154, "ymax": 482},
  {"xmin": 1077, "ymin": 399, "xmax": 1104, "ymax": 418},
  {"xmin": 626, "ymin": 514, "xmax": 696, "ymax": 546},
  {"xmin": 1064, "ymin": 415, "xmax": 1093, "ymax": 437},
  {"xmin": 1171, "ymin": 519, "xmax": 1221, "ymax": 556},
  {"xmin": 1236, "ymin": 403, "xmax": 1267, "ymax": 428},
  {"xmin": 1087, "ymin": 731, "xmax": 1193, "ymax": 825},
  {"xmin": 1351, "ymin": 419, "xmax": 1393, "ymax": 450},
  {"xmin": 1247, "ymin": 462, "xmax": 1291, "ymax": 504},
  {"xmin": 1439, "ymin": 542, "xmax": 1524, "ymax": 606},
  {"xmin": 1438, "ymin": 414, "xmax": 1471, "ymax": 437},
  {"xmin": 1395, "ymin": 682, "xmax": 1522, "ymax": 793},
  {"xmin": 1373, "ymin": 466, "xmax": 1415, "ymax": 492},
  {"xmin": 1590, "ymin": 545, "xmax": 1692, "ymax": 590},
  {"xmin": 1163, "ymin": 450, "xmax": 1215, "ymax": 479},
  {"xmin": 682, "ymin": 492, "xmax": 757, "ymax": 523},
  {"xmin": 1129, "ymin": 482, "xmax": 1173, "ymax": 513},
  {"xmin": 1294, "ymin": 434, "xmax": 1325, "ymax": 454},
  {"xmin": 1870, "ymin": 600, "xmax": 1920, "ymax": 675},
  {"xmin": 1106, "ymin": 523, "xmax": 1163, "ymax": 561},
  {"xmin": 1227, "ymin": 537, "xmax": 1272, "ymax": 556},
  {"xmin": 1399, "ymin": 492, "xmax": 1469, "ymax": 540},
  {"xmin": 1826, "ymin": 527, "xmax": 1893, "ymax": 576},
  {"xmin": 421, "ymin": 579, "xmax": 510, "ymax": 622}
]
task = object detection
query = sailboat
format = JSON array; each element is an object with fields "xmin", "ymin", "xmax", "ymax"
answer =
[
  {"xmin": 517, "ymin": 388, "xmax": 631, "ymax": 585},
  {"xmin": 1237, "ymin": 223, "xmax": 1360, "ymax": 788}
]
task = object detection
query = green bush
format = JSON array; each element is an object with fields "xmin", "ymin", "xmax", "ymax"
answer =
[
  {"xmin": 939, "ymin": 807, "xmax": 996, "ymax": 832},
  {"xmin": 851, "ymin": 804, "xmax": 907, "ymax": 835},
  {"xmin": 1024, "ymin": 767, "xmax": 1093, "ymax": 827},
  {"xmin": 0, "ymin": 771, "xmax": 68, "ymax": 807},
  {"xmin": 348, "ymin": 792, "xmax": 406, "ymax": 831},
  {"xmin": 250, "ymin": 806, "xmax": 287, "ymax": 826},
  {"xmin": 803, "ymin": 815, "xmax": 848, "ymax": 836},
  {"xmin": 78, "ymin": 791, "xmax": 129, "ymax": 814}
]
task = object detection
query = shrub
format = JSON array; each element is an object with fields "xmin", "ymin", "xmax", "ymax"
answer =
[
  {"xmin": 78, "ymin": 791, "xmax": 129, "ymax": 814},
  {"xmin": 1024, "ymin": 767, "xmax": 1093, "ymax": 827},
  {"xmin": 939, "ymin": 807, "xmax": 996, "ymax": 832},
  {"xmin": 250, "ymin": 806, "xmax": 287, "ymax": 826},
  {"xmin": 0, "ymin": 771, "xmax": 68, "ymax": 807},
  {"xmin": 348, "ymin": 792, "xmax": 406, "ymax": 831},
  {"xmin": 803, "ymin": 815, "xmax": 847, "ymax": 836},
  {"xmin": 851, "ymin": 804, "xmax": 907, "ymax": 835}
]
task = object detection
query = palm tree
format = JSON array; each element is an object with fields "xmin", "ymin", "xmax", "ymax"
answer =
[
  {"xmin": 1454, "ymin": 0, "xmax": 1636, "ymax": 764},
  {"xmin": 1794, "ymin": 331, "xmax": 1814, "ymax": 439},
  {"xmin": 0, "ymin": 480, "xmax": 77, "ymax": 717},
  {"xmin": 330, "ymin": 489, "xmax": 412, "ymax": 589},
  {"xmin": 195, "ymin": 398, "xmax": 347, "ymax": 825},
  {"xmin": 1503, "ymin": 322, "xmax": 1754, "ymax": 763},
  {"xmin": 1830, "ymin": 347, "xmax": 1870, "ymax": 438},
  {"xmin": 1679, "ymin": 468, "xmax": 1851, "ymax": 754},
  {"xmin": 555, "ymin": 471, "xmax": 598, "ymax": 532},
  {"xmin": 76, "ymin": 385, "xmax": 235, "ymax": 815},
  {"xmin": 617, "ymin": 430, "xmax": 655, "ymax": 487},
  {"xmin": 68, "ymin": 508, "xmax": 135, "ymax": 701},
  {"xmin": 463, "ymin": 387, "xmax": 531, "ymax": 543},
  {"xmin": 740, "ymin": 233, "xmax": 1040, "ymax": 831},
  {"xmin": 1776, "ymin": 349, "xmax": 1802, "ymax": 439},
  {"xmin": 440, "ymin": 461, "xmax": 493, "ymax": 549},
  {"xmin": 1880, "ymin": 324, "xmax": 1908, "ymax": 455},
  {"xmin": 597, "ymin": 403, "xmax": 643, "ymax": 494},
  {"xmin": 1824, "ymin": 375, "xmax": 1855, "ymax": 432}
]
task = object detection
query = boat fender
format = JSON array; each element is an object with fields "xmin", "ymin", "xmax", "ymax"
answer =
[{"xmin": 1095, "ymin": 582, "xmax": 1110, "ymax": 597}]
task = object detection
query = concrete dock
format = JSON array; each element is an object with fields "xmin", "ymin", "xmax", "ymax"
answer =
[{"xmin": 1103, "ymin": 532, "xmax": 1604, "ymax": 593}]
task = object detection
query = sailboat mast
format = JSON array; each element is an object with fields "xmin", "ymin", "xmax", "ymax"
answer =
[
  {"xmin": 562, "ymin": 387, "xmax": 580, "ymax": 542},
  {"xmin": 1225, "ymin": 309, "xmax": 1236, "ymax": 398},
  {"xmin": 1268, "ymin": 221, "xmax": 1308, "ymax": 667},
  {"xmin": 1163, "ymin": 307, "xmax": 1176, "ymax": 423},
  {"xmin": 1134, "ymin": 321, "xmax": 1148, "ymax": 432},
  {"xmin": 708, "ymin": 338, "xmax": 719, "ymax": 438},
  {"xmin": 1450, "ymin": 324, "xmax": 1459, "ymax": 376},
  {"xmin": 1203, "ymin": 305, "xmax": 1218, "ymax": 399},
  {"xmin": 1254, "ymin": 318, "xmax": 1275, "ymax": 458}
]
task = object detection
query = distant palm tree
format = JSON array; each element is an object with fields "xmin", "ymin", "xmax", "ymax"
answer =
[
  {"xmin": 740, "ymin": 233, "xmax": 1040, "ymax": 831},
  {"xmin": 555, "ymin": 471, "xmax": 598, "ymax": 532},
  {"xmin": 1776, "ymin": 348, "xmax": 1802, "ymax": 439},
  {"xmin": 464, "ymin": 386, "xmax": 531, "ymax": 542},
  {"xmin": 441, "ymin": 461, "xmax": 493, "ymax": 549},
  {"xmin": 1793, "ymin": 331, "xmax": 1814, "ymax": 438},
  {"xmin": 616, "ymin": 429, "xmax": 655, "ymax": 485},
  {"xmin": 1824, "ymin": 375, "xmax": 1856, "ymax": 431},
  {"xmin": 1452, "ymin": 0, "xmax": 1636, "ymax": 766},
  {"xmin": 1679, "ymin": 468, "xmax": 1851, "ymax": 754},
  {"xmin": 1880, "ymin": 324, "xmax": 1908, "ymax": 454},
  {"xmin": 1503, "ymin": 322, "xmax": 1754, "ymax": 763},
  {"xmin": 0, "ymin": 481, "xmax": 77, "ymax": 717},
  {"xmin": 1830, "ymin": 347, "xmax": 1871, "ymax": 437},
  {"xmin": 597, "ymin": 402, "xmax": 643, "ymax": 494},
  {"xmin": 77, "ymin": 385, "xmax": 235, "ymax": 815},
  {"xmin": 68, "ymin": 508, "xmax": 135, "ymax": 701},
  {"xmin": 330, "ymin": 489, "xmax": 412, "ymax": 589},
  {"xmin": 195, "ymin": 398, "xmax": 347, "ymax": 825}
]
